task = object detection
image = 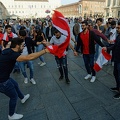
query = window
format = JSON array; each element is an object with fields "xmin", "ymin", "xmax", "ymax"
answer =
[
  {"xmin": 107, "ymin": 0, "xmax": 111, "ymax": 7},
  {"xmin": 113, "ymin": 0, "xmax": 116, "ymax": 6}
]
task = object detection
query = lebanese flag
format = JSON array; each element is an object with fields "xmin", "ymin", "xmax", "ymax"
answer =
[
  {"xmin": 46, "ymin": 10, "xmax": 70, "ymax": 58},
  {"xmin": 93, "ymin": 49, "xmax": 112, "ymax": 72}
]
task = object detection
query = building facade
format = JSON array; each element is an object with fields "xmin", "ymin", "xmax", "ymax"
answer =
[
  {"xmin": 0, "ymin": 2, "xmax": 9, "ymax": 19},
  {"xmin": 0, "ymin": 0, "xmax": 61, "ymax": 18},
  {"xmin": 56, "ymin": 0, "xmax": 105, "ymax": 18},
  {"xmin": 105, "ymin": 0, "xmax": 120, "ymax": 18}
]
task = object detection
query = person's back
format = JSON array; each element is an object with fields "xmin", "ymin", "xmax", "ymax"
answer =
[{"xmin": 0, "ymin": 48, "xmax": 20, "ymax": 83}]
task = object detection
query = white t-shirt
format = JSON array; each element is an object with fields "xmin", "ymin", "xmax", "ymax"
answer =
[
  {"xmin": 110, "ymin": 28, "xmax": 116, "ymax": 42},
  {"xmin": 50, "ymin": 35, "xmax": 67, "ymax": 55}
]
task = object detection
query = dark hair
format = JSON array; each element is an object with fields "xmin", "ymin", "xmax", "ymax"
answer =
[
  {"xmin": 81, "ymin": 21, "xmax": 88, "ymax": 26},
  {"xmin": 108, "ymin": 17, "xmax": 113, "ymax": 22},
  {"xmin": 111, "ymin": 21, "xmax": 116, "ymax": 25},
  {"xmin": 96, "ymin": 18, "xmax": 103, "ymax": 23},
  {"xmin": 20, "ymin": 26, "xmax": 26, "ymax": 30},
  {"xmin": 10, "ymin": 37, "xmax": 24, "ymax": 48},
  {"xmin": 118, "ymin": 22, "xmax": 120, "ymax": 26},
  {"xmin": 54, "ymin": 28, "xmax": 60, "ymax": 34},
  {"xmin": 5, "ymin": 25, "xmax": 11, "ymax": 29},
  {"xmin": 19, "ymin": 30, "xmax": 26, "ymax": 37}
]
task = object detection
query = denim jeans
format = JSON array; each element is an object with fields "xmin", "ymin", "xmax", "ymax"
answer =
[
  {"xmin": 14, "ymin": 62, "xmax": 20, "ymax": 70},
  {"xmin": 55, "ymin": 56, "xmax": 68, "ymax": 79},
  {"xmin": 36, "ymin": 44, "xmax": 45, "ymax": 62},
  {"xmin": 113, "ymin": 62, "xmax": 120, "ymax": 89},
  {"xmin": 0, "ymin": 78, "xmax": 24, "ymax": 116},
  {"xmin": 83, "ymin": 54, "xmax": 96, "ymax": 76},
  {"xmin": 19, "ymin": 61, "xmax": 34, "ymax": 79}
]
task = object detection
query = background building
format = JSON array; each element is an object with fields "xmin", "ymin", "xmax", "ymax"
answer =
[
  {"xmin": 105, "ymin": 0, "xmax": 120, "ymax": 18},
  {"xmin": 0, "ymin": 0, "xmax": 61, "ymax": 19},
  {"xmin": 0, "ymin": 2, "xmax": 9, "ymax": 19},
  {"xmin": 56, "ymin": 0, "xmax": 105, "ymax": 19}
]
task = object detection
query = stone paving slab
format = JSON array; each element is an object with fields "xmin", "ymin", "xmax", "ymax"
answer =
[{"xmin": 1, "ymin": 49, "xmax": 120, "ymax": 120}]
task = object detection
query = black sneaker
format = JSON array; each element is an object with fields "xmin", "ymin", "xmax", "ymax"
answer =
[
  {"xmin": 110, "ymin": 87, "xmax": 119, "ymax": 92},
  {"xmin": 59, "ymin": 76, "xmax": 64, "ymax": 80},
  {"xmin": 66, "ymin": 78, "xmax": 70, "ymax": 84},
  {"xmin": 113, "ymin": 93, "xmax": 120, "ymax": 99}
]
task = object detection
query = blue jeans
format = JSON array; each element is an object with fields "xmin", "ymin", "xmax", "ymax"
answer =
[
  {"xmin": 36, "ymin": 44, "xmax": 45, "ymax": 62},
  {"xmin": 83, "ymin": 54, "xmax": 96, "ymax": 76},
  {"xmin": 55, "ymin": 56, "xmax": 68, "ymax": 79},
  {"xmin": 13, "ymin": 62, "xmax": 20, "ymax": 70},
  {"xmin": 113, "ymin": 62, "xmax": 120, "ymax": 89},
  {"xmin": 19, "ymin": 61, "xmax": 34, "ymax": 79},
  {"xmin": 0, "ymin": 78, "xmax": 24, "ymax": 116}
]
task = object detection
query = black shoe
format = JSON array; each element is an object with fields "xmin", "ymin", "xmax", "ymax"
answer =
[
  {"xmin": 110, "ymin": 87, "xmax": 119, "ymax": 92},
  {"xmin": 113, "ymin": 93, "xmax": 120, "ymax": 99},
  {"xmin": 66, "ymin": 78, "xmax": 70, "ymax": 84},
  {"xmin": 59, "ymin": 76, "xmax": 64, "ymax": 80}
]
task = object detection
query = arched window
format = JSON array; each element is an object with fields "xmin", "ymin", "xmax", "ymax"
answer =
[
  {"xmin": 79, "ymin": 4, "xmax": 82, "ymax": 14},
  {"xmin": 107, "ymin": 0, "xmax": 111, "ymax": 7}
]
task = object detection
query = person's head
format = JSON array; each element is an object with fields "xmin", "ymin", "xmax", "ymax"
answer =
[
  {"xmin": 19, "ymin": 30, "xmax": 27, "ymax": 39},
  {"xmin": 10, "ymin": 37, "xmax": 24, "ymax": 53},
  {"xmin": 48, "ymin": 21, "xmax": 52, "ymax": 27},
  {"xmin": 111, "ymin": 21, "xmax": 116, "ymax": 29},
  {"xmin": 96, "ymin": 18, "xmax": 103, "ymax": 26},
  {"xmin": 54, "ymin": 29, "xmax": 61, "ymax": 39},
  {"xmin": 5, "ymin": 25, "xmax": 12, "ymax": 34},
  {"xmin": 78, "ymin": 17, "xmax": 82, "ymax": 23},
  {"xmin": 108, "ymin": 18, "xmax": 113, "ymax": 23},
  {"xmin": 88, "ymin": 22, "xmax": 94, "ymax": 30},
  {"xmin": 116, "ymin": 22, "xmax": 120, "ymax": 34},
  {"xmin": 81, "ymin": 21, "xmax": 88, "ymax": 32}
]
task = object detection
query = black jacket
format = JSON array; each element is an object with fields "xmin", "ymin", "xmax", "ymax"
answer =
[
  {"xmin": 46, "ymin": 26, "xmax": 55, "ymax": 38},
  {"xmin": 76, "ymin": 30, "xmax": 104, "ymax": 54},
  {"xmin": 107, "ymin": 34, "xmax": 120, "ymax": 63}
]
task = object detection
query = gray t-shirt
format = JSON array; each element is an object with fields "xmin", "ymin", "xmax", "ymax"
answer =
[{"xmin": 50, "ymin": 35, "xmax": 67, "ymax": 55}]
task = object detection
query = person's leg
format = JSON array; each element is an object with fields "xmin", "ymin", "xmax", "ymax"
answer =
[
  {"xmin": 27, "ymin": 61, "xmax": 34, "ymax": 79},
  {"xmin": 62, "ymin": 56, "xmax": 70, "ymax": 84},
  {"xmin": 55, "ymin": 56, "xmax": 63, "ymax": 79},
  {"xmin": 89, "ymin": 54, "xmax": 96, "ymax": 76},
  {"xmin": 19, "ymin": 62, "xmax": 28, "ymax": 78},
  {"xmin": 83, "ymin": 54, "xmax": 91, "ymax": 74},
  {"xmin": 38, "ymin": 44, "xmax": 45, "ymax": 62}
]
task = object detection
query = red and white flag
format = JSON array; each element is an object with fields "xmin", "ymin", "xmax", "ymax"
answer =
[
  {"xmin": 46, "ymin": 10, "xmax": 70, "ymax": 58},
  {"xmin": 93, "ymin": 49, "xmax": 112, "ymax": 72}
]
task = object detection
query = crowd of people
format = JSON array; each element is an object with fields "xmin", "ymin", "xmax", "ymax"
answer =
[{"xmin": 0, "ymin": 16, "xmax": 120, "ymax": 119}]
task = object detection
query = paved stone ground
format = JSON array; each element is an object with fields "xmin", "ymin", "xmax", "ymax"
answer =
[
  {"xmin": 0, "ymin": 51, "xmax": 120, "ymax": 120},
  {"xmin": 0, "ymin": 22, "xmax": 120, "ymax": 120}
]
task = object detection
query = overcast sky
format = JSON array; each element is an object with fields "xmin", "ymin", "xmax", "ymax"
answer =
[{"xmin": 61, "ymin": 0, "xmax": 79, "ymax": 5}]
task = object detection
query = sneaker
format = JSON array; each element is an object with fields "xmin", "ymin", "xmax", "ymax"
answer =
[
  {"xmin": 59, "ymin": 76, "xmax": 64, "ymax": 80},
  {"xmin": 90, "ymin": 76, "xmax": 96, "ymax": 82},
  {"xmin": 24, "ymin": 78, "xmax": 28, "ymax": 84},
  {"xmin": 113, "ymin": 93, "xmax": 120, "ymax": 99},
  {"xmin": 38, "ymin": 62, "xmax": 41, "ymax": 64},
  {"xmin": 8, "ymin": 113, "xmax": 23, "ymax": 120},
  {"xmin": 84, "ymin": 74, "xmax": 91, "ymax": 80},
  {"xmin": 110, "ymin": 87, "xmax": 119, "ymax": 92},
  {"xmin": 40, "ymin": 62, "xmax": 46, "ymax": 66},
  {"xmin": 30, "ymin": 78, "xmax": 36, "ymax": 84},
  {"xmin": 66, "ymin": 78, "xmax": 70, "ymax": 84},
  {"xmin": 111, "ymin": 62, "xmax": 114, "ymax": 67},
  {"xmin": 21, "ymin": 94, "xmax": 30, "ymax": 103}
]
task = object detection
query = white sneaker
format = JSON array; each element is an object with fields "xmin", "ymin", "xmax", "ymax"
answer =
[
  {"xmin": 111, "ymin": 62, "xmax": 114, "ymax": 66},
  {"xmin": 24, "ymin": 78, "xmax": 28, "ymax": 84},
  {"xmin": 30, "ymin": 78, "xmax": 36, "ymax": 84},
  {"xmin": 8, "ymin": 113, "xmax": 23, "ymax": 120},
  {"xmin": 84, "ymin": 74, "xmax": 91, "ymax": 80},
  {"xmin": 90, "ymin": 76, "xmax": 96, "ymax": 82},
  {"xmin": 40, "ymin": 62, "xmax": 46, "ymax": 66},
  {"xmin": 21, "ymin": 94, "xmax": 30, "ymax": 103}
]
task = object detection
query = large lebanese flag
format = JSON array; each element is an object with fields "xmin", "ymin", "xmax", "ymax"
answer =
[
  {"xmin": 93, "ymin": 49, "xmax": 112, "ymax": 72},
  {"xmin": 47, "ymin": 10, "xmax": 70, "ymax": 58}
]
